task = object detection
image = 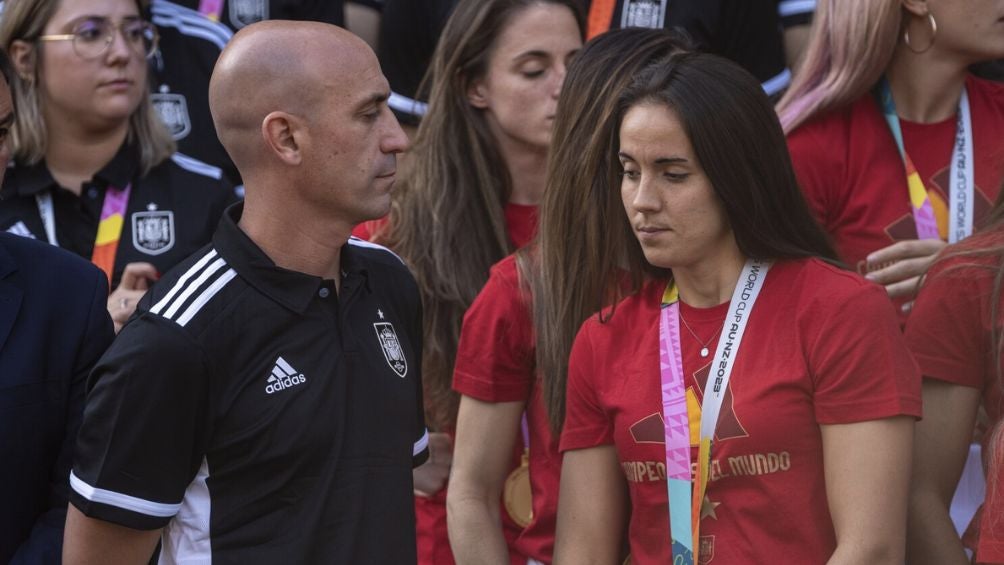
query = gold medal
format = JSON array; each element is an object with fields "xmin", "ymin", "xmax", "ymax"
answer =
[{"xmin": 503, "ymin": 450, "xmax": 533, "ymax": 527}]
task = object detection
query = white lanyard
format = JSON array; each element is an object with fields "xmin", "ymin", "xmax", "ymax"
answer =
[
  {"xmin": 949, "ymin": 90, "xmax": 974, "ymax": 243},
  {"xmin": 34, "ymin": 193, "xmax": 59, "ymax": 246}
]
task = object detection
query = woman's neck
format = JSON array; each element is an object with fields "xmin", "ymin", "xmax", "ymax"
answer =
[
  {"xmin": 886, "ymin": 43, "xmax": 969, "ymax": 124},
  {"xmin": 495, "ymin": 135, "xmax": 548, "ymax": 206},
  {"xmin": 673, "ymin": 244, "xmax": 747, "ymax": 308},
  {"xmin": 44, "ymin": 121, "xmax": 129, "ymax": 196}
]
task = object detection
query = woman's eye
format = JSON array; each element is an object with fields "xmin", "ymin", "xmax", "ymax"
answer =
[
  {"xmin": 75, "ymin": 24, "xmax": 105, "ymax": 41},
  {"xmin": 665, "ymin": 172, "xmax": 690, "ymax": 182},
  {"xmin": 619, "ymin": 169, "xmax": 640, "ymax": 180},
  {"xmin": 521, "ymin": 69, "xmax": 545, "ymax": 79}
]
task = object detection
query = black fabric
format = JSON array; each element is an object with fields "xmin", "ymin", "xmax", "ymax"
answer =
[
  {"xmin": 377, "ymin": 0, "xmax": 456, "ymax": 125},
  {"xmin": 0, "ymin": 142, "xmax": 236, "ymax": 288},
  {"xmin": 0, "ymin": 235, "xmax": 113, "ymax": 565},
  {"xmin": 150, "ymin": 0, "xmax": 239, "ymax": 185},
  {"xmin": 172, "ymin": 0, "xmax": 344, "ymax": 29},
  {"xmin": 71, "ymin": 204, "xmax": 428, "ymax": 563}
]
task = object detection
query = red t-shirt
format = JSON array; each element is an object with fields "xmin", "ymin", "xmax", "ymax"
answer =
[
  {"xmin": 453, "ymin": 255, "xmax": 561, "ymax": 563},
  {"xmin": 560, "ymin": 258, "xmax": 922, "ymax": 565},
  {"xmin": 351, "ymin": 202, "xmax": 538, "ymax": 248},
  {"xmin": 905, "ymin": 231, "xmax": 1004, "ymax": 563},
  {"xmin": 787, "ymin": 75, "xmax": 1004, "ymax": 276}
]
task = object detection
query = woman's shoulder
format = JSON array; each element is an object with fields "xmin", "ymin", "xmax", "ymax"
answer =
[
  {"xmin": 771, "ymin": 257, "xmax": 888, "ymax": 307},
  {"xmin": 149, "ymin": 152, "xmax": 237, "ymax": 201}
]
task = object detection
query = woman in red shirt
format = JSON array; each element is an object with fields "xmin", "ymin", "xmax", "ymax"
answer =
[
  {"xmin": 447, "ymin": 28, "xmax": 689, "ymax": 565},
  {"xmin": 555, "ymin": 52, "xmax": 920, "ymax": 565},
  {"xmin": 907, "ymin": 194, "xmax": 1004, "ymax": 565}
]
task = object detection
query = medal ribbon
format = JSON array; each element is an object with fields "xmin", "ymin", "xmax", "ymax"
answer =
[
  {"xmin": 876, "ymin": 79, "xmax": 974, "ymax": 243},
  {"xmin": 198, "ymin": 0, "xmax": 225, "ymax": 21},
  {"xmin": 659, "ymin": 259, "xmax": 771, "ymax": 564},
  {"xmin": 35, "ymin": 183, "xmax": 132, "ymax": 284}
]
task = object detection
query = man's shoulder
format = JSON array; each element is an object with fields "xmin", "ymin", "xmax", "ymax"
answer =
[{"xmin": 0, "ymin": 232, "xmax": 103, "ymax": 284}]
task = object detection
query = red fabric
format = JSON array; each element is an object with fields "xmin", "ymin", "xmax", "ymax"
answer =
[
  {"xmin": 356, "ymin": 206, "xmax": 539, "ymax": 565},
  {"xmin": 504, "ymin": 203, "xmax": 538, "ymax": 249},
  {"xmin": 787, "ymin": 75, "xmax": 1004, "ymax": 311},
  {"xmin": 560, "ymin": 258, "xmax": 921, "ymax": 565},
  {"xmin": 905, "ymin": 231, "xmax": 1004, "ymax": 563},
  {"xmin": 453, "ymin": 255, "xmax": 562, "ymax": 562}
]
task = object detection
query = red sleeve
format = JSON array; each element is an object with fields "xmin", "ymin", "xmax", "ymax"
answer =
[
  {"xmin": 786, "ymin": 118, "xmax": 845, "ymax": 231},
  {"xmin": 559, "ymin": 320, "xmax": 614, "ymax": 452},
  {"xmin": 351, "ymin": 216, "xmax": 390, "ymax": 241},
  {"xmin": 452, "ymin": 258, "xmax": 534, "ymax": 403},
  {"xmin": 905, "ymin": 260, "xmax": 990, "ymax": 390},
  {"xmin": 805, "ymin": 277, "xmax": 922, "ymax": 424}
]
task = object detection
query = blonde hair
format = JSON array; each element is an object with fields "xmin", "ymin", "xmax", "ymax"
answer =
[
  {"xmin": 775, "ymin": 0, "xmax": 901, "ymax": 133},
  {"xmin": 0, "ymin": 0, "xmax": 174, "ymax": 175}
]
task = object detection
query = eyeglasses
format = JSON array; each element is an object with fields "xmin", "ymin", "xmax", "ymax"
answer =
[{"xmin": 37, "ymin": 18, "xmax": 158, "ymax": 60}]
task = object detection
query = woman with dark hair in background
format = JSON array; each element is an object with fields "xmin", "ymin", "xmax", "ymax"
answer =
[
  {"xmin": 907, "ymin": 192, "xmax": 1004, "ymax": 565},
  {"xmin": 555, "ymin": 52, "xmax": 919, "ymax": 564},
  {"xmin": 359, "ymin": 1, "xmax": 583, "ymax": 563},
  {"xmin": 447, "ymin": 28, "xmax": 688, "ymax": 565},
  {"xmin": 0, "ymin": 0, "xmax": 234, "ymax": 332}
]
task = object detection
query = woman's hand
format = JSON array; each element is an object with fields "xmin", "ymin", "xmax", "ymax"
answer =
[
  {"xmin": 863, "ymin": 239, "xmax": 947, "ymax": 301},
  {"xmin": 106, "ymin": 262, "xmax": 158, "ymax": 333},
  {"xmin": 413, "ymin": 432, "xmax": 454, "ymax": 497}
]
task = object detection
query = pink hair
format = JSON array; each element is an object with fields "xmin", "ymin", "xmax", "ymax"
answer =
[{"xmin": 776, "ymin": 0, "xmax": 902, "ymax": 133}]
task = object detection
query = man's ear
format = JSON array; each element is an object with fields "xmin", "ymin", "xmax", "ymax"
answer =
[
  {"xmin": 8, "ymin": 40, "xmax": 35, "ymax": 82},
  {"xmin": 262, "ymin": 111, "xmax": 302, "ymax": 166},
  {"xmin": 467, "ymin": 79, "xmax": 490, "ymax": 110}
]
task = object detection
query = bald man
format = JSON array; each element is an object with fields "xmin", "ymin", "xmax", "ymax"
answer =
[{"xmin": 63, "ymin": 22, "xmax": 427, "ymax": 565}]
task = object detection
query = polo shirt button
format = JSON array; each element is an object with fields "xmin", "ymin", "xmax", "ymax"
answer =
[
  {"xmin": 87, "ymin": 187, "xmax": 99, "ymax": 199},
  {"xmin": 318, "ymin": 287, "xmax": 330, "ymax": 299}
]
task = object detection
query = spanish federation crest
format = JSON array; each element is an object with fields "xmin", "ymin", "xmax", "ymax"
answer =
[
  {"xmin": 229, "ymin": 0, "xmax": 269, "ymax": 28},
  {"xmin": 132, "ymin": 210, "xmax": 175, "ymax": 255},
  {"xmin": 374, "ymin": 322, "xmax": 407, "ymax": 378},
  {"xmin": 151, "ymin": 89, "xmax": 192, "ymax": 140}
]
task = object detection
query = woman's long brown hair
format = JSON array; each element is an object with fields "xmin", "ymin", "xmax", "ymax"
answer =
[
  {"xmin": 377, "ymin": 0, "xmax": 583, "ymax": 431},
  {"xmin": 518, "ymin": 28, "xmax": 692, "ymax": 433}
]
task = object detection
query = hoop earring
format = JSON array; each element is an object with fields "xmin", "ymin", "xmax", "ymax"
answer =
[{"xmin": 904, "ymin": 12, "xmax": 937, "ymax": 54}]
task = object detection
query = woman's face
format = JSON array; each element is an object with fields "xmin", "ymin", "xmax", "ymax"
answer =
[
  {"xmin": 37, "ymin": 0, "xmax": 148, "ymax": 132},
  {"xmin": 923, "ymin": 0, "xmax": 1004, "ymax": 63},
  {"xmin": 619, "ymin": 102, "xmax": 735, "ymax": 271},
  {"xmin": 467, "ymin": 2, "xmax": 581, "ymax": 153}
]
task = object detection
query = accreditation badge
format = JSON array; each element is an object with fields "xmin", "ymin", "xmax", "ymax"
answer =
[
  {"xmin": 503, "ymin": 450, "xmax": 533, "ymax": 527},
  {"xmin": 621, "ymin": 0, "xmax": 667, "ymax": 29}
]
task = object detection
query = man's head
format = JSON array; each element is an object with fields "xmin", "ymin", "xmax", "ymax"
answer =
[{"xmin": 209, "ymin": 21, "xmax": 407, "ymax": 224}]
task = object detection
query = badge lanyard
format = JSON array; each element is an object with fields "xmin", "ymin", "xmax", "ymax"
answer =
[
  {"xmin": 198, "ymin": 0, "xmax": 225, "ymax": 21},
  {"xmin": 35, "ymin": 183, "xmax": 132, "ymax": 284},
  {"xmin": 659, "ymin": 259, "xmax": 771, "ymax": 564},
  {"xmin": 876, "ymin": 78, "xmax": 974, "ymax": 243},
  {"xmin": 587, "ymin": 0, "xmax": 668, "ymax": 40}
]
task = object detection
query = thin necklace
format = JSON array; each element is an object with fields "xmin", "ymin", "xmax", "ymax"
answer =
[{"xmin": 679, "ymin": 311, "xmax": 723, "ymax": 358}]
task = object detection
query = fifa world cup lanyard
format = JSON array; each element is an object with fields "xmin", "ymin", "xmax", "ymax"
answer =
[
  {"xmin": 198, "ymin": 0, "xmax": 225, "ymax": 21},
  {"xmin": 659, "ymin": 259, "xmax": 771, "ymax": 564},
  {"xmin": 35, "ymin": 184, "xmax": 133, "ymax": 284},
  {"xmin": 876, "ymin": 78, "xmax": 974, "ymax": 243}
]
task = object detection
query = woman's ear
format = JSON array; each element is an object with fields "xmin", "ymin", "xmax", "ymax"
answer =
[
  {"xmin": 467, "ymin": 80, "xmax": 489, "ymax": 110},
  {"xmin": 8, "ymin": 40, "xmax": 36, "ymax": 82},
  {"xmin": 900, "ymin": 0, "xmax": 929, "ymax": 18}
]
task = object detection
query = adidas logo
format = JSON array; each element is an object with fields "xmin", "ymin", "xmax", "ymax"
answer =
[{"xmin": 265, "ymin": 356, "xmax": 307, "ymax": 395}]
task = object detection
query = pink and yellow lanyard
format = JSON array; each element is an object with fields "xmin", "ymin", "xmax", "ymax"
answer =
[
  {"xmin": 659, "ymin": 259, "xmax": 770, "ymax": 564},
  {"xmin": 198, "ymin": 0, "xmax": 225, "ymax": 21},
  {"xmin": 35, "ymin": 184, "xmax": 133, "ymax": 284}
]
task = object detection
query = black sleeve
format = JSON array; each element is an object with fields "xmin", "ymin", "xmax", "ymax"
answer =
[
  {"xmin": 10, "ymin": 268, "xmax": 114, "ymax": 565},
  {"xmin": 409, "ymin": 279, "xmax": 429, "ymax": 468},
  {"xmin": 70, "ymin": 315, "xmax": 211, "ymax": 530}
]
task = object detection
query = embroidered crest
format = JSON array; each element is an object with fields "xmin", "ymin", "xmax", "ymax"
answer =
[
  {"xmin": 374, "ymin": 322, "xmax": 407, "ymax": 377},
  {"xmin": 132, "ymin": 210, "xmax": 175, "ymax": 255},
  {"xmin": 622, "ymin": 0, "xmax": 666, "ymax": 29},
  {"xmin": 151, "ymin": 90, "xmax": 192, "ymax": 140},
  {"xmin": 229, "ymin": 0, "xmax": 268, "ymax": 28}
]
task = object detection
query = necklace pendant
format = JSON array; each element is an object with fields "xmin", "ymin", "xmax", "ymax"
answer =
[{"xmin": 700, "ymin": 347, "xmax": 709, "ymax": 358}]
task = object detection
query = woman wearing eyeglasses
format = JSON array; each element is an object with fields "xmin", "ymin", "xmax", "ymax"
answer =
[{"xmin": 0, "ymin": 0, "xmax": 234, "ymax": 332}]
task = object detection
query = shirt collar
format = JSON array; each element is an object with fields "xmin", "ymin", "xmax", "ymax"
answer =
[
  {"xmin": 212, "ymin": 203, "xmax": 370, "ymax": 314},
  {"xmin": 1, "ymin": 141, "xmax": 139, "ymax": 198}
]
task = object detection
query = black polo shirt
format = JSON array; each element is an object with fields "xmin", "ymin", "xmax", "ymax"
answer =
[
  {"xmin": 70, "ymin": 204, "xmax": 429, "ymax": 563},
  {"xmin": 0, "ymin": 144, "xmax": 235, "ymax": 289},
  {"xmin": 172, "ymin": 0, "xmax": 344, "ymax": 30},
  {"xmin": 151, "ymin": 0, "xmax": 240, "ymax": 186},
  {"xmin": 586, "ymin": 0, "xmax": 791, "ymax": 97}
]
